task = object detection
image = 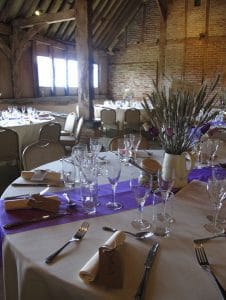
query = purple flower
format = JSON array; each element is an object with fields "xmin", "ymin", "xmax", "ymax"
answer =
[
  {"xmin": 165, "ymin": 127, "xmax": 174, "ymax": 137},
  {"xmin": 149, "ymin": 127, "xmax": 159, "ymax": 138},
  {"xmin": 200, "ymin": 123, "xmax": 210, "ymax": 135}
]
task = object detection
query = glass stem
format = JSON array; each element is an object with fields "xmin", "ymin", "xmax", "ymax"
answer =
[
  {"xmin": 138, "ymin": 204, "xmax": 143, "ymax": 221},
  {"xmin": 213, "ymin": 207, "xmax": 220, "ymax": 233},
  {"xmin": 112, "ymin": 184, "xmax": 116, "ymax": 205}
]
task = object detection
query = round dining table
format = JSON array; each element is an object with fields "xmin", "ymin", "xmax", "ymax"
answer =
[
  {"xmin": 1, "ymin": 150, "xmax": 226, "ymax": 300},
  {"xmin": 0, "ymin": 114, "xmax": 55, "ymax": 155}
]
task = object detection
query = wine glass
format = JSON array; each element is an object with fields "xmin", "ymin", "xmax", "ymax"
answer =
[
  {"xmin": 206, "ymin": 139, "xmax": 220, "ymax": 166},
  {"xmin": 90, "ymin": 137, "xmax": 102, "ymax": 158},
  {"xmin": 72, "ymin": 144, "xmax": 87, "ymax": 184},
  {"xmin": 129, "ymin": 133, "xmax": 141, "ymax": 160},
  {"xmin": 130, "ymin": 173, "xmax": 152, "ymax": 230},
  {"xmin": 105, "ymin": 158, "xmax": 122, "ymax": 210},
  {"xmin": 204, "ymin": 177, "xmax": 225, "ymax": 234},
  {"xmin": 157, "ymin": 169, "xmax": 175, "ymax": 193}
]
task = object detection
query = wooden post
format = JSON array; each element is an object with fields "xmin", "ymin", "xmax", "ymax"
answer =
[{"xmin": 75, "ymin": 0, "xmax": 94, "ymax": 121}]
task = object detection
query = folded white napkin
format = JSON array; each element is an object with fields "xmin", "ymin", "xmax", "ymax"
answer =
[
  {"xmin": 79, "ymin": 231, "xmax": 126, "ymax": 283},
  {"xmin": 4, "ymin": 195, "xmax": 60, "ymax": 212},
  {"xmin": 21, "ymin": 170, "xmax": 61, "ymax": 182}
]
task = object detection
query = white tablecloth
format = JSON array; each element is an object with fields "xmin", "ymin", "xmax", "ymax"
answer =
[
  {"xmin": 2, "ymin": 150, "xmax": 226, "ymax": 300},
  {"xmin": 0, "ymin": 116, "xmax": 54, "ymax": 154}
]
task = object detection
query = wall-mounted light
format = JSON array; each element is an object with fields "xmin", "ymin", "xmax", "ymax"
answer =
[{"xmin": 34, "ymin": 9, "xmax": 43, "ymax": 16}]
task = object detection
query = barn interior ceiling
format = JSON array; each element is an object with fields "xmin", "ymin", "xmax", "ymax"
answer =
[{"xmin": 0, "ymin": 0, "xmax": 167, "ymax": 52}]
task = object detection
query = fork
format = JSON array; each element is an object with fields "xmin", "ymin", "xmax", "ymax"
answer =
[
  {"xmin": 45, "ymin": 222, "xmax": 89, "ymax": 264},
  {"xmin": 195, "ymin": 245, "xmax": 226, "ymax": 299}
]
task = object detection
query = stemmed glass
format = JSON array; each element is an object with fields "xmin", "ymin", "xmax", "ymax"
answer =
[
  {"xmin": 206, "ymin": 139, "xmax": 220, "ymax": 166},
  {"xmin": 157, "ymin": 169, "xmax": 175, "ymax": 193},
  {"xmin": 90, "ymin": 137, "xmax": 102, "ymax": 159},
  {"xmin": 129, "ymin": 133, "xmax": 141, "ymax": 160},
  {"xmin": 130, "ymin": 173, "xmax": 153, "ymax": 230},
  {"xmin": 204, "ymin": 176, "xmax": 225, "ymax": 234},
  {"xmin": 72, "ymin": 144, "xmax": 87, "ymax": 184},
  {"xmin": 105, "ymin": 158, "xmax": 122, "ymax": 210}
]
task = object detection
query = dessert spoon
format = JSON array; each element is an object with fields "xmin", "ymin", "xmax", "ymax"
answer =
[{"xmin": 102, "ymin": 226, "xmax": 153, "ymax": 239}]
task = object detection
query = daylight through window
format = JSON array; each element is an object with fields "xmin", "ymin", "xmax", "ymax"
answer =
[{"xmin": 37, "ymin": 56, "xmax": 99, "ymax": 90}]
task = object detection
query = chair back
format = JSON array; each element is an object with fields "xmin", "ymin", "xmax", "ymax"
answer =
[
  {"xmin": 74, "ymin": 116, "xmax": 84, "ymax": 141},
  {"xmin": 39, "ymin": 122, "xmax": 61, "ymax": 142},
  {"xmin": 100, "ymin": 108, "xmax": 116, "ymax": 125},
  {"xmin": 0, "ymin": 127, "xmax": 20, "ymax": 190},
  {"xmin": 0, "ymin": 127, "xmax": 20, "ymax": 163},
  {"xmin": 124, "ymin": 108, "xmax": 140, "ymax": 125},
  {"xmin": 22, "ymin": 140, "xmax": 65, "ymax": 170},
  {"xmin": 63, "ymin": 113, "xmax": 77, "ymax": 133}
]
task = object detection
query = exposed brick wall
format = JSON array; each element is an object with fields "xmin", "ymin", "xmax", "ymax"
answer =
[{"xmin": 109, "ymin": 0, "xmax": 226, "ymax": 102}]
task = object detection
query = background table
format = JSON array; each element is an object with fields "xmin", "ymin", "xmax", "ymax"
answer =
[
  {"xmin": 0, "ymin": 116, "xmax": 54, "ymax": 154},
  {"xmin": 94, "ymin": 103, "xmax": 147, "ymax": 130}
]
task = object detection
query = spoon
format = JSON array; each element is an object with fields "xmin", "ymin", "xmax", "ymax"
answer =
[
  {"xmin": 102, "ymin": 226, "xmax": 153, "ymax": 239},
  {"xmin": 63, "ymin": 193, "xmax": 76, "ymax": 208}
]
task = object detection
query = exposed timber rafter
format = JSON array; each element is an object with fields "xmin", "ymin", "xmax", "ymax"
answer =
[
  {"xmin": 13, "ymin": 9, "xmax": 75, "ymax": 29},
  {"xmin": 155, "ymin": 0, "xmax": 168, "ymax": 21}
]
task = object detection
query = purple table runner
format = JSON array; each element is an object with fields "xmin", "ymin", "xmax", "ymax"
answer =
[{"xmin": 0, "ymin": 165, "xmax": 226, "ymax": 265}]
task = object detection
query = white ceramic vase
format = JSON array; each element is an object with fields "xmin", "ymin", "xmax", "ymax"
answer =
[{"xmin": 161, "ymin": 152, "xmax": 194, "ymax": 189}]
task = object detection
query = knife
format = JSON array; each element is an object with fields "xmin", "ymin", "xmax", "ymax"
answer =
[
  {"xmin": 12, "ymin": 182, "xmax": 51, "ymax": 187},
  {"xmin": 3, "ymin": 212, "xmax": 71, "ymax": 229},
  {"xmin": 134, "ymin": 241, "xmax": 159, "ymax": 300}
]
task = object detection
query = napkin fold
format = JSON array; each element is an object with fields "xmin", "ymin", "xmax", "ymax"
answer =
[
  {"xmin": 79, "ymin": 231, "xmax": 126, "ymax": 284},
  {"xmin": 4, "ymin": 195, "xmax": 60, "ymax": 212},
  {"xmin": 21, "ymin": 170, "xmax": 61, "ymax": 182},
  {"xmin": 141, "ymin": 158, "xmax": 162, "ymax": 173}
]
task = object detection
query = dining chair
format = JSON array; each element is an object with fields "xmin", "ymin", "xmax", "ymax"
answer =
[
  {"xmin": 60, "ymin": 116, "xmax": 84, "ymax": 152},
  {"xmin": 123, "ymin": 108, "xmax": 141, "ymax": 134},
  {"xmin": 100, "ymin": 108, "xmax": 119, "ymax": 137},
  {"xmin": 0, "ymin": 127, "xmax": 20, "ymax": 192},
  {"xmin": 60, "ymin": 112, "xmax": 77, "ymax": 136},
  {"xmin": 22, "ymin": 140, "xmax": 65, "ymax": 170},
  {"xmin": 39, "ymin": 122, "xmax": 61, "ymax": 142}
]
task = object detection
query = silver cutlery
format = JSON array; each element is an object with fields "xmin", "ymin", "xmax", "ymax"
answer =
[
  {"xmin": 194, "ymin": 245, "xmax": 226, "ymax": 299},
  {"xmin": 102, "ymin": 226, "xmax": 153, "ymax": 239},
  {"xmin": 135, "ymin": 241, "xmax": 159, "ymax": 300},
  {"xmin": 63, "ymin": 193, "xmax": 77, "ymax": 208},
  {"xmin": 3, "ymin": 212, "xmax": 70, "ymax": 229},
  {"xmin": 194, "ymin": 232, "xmax": 226, "ymax": 244},
  {"xmin": 45, "ymin": 222, "xmax": 89, "ymax": 264},
  {"xmin": 4, "ymin": 187, "xmax": 50, "ymax": 200}
]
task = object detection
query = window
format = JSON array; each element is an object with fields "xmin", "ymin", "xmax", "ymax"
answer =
[
  {"xmin": 54, "ymin": 58, "xmax": 66, "ymax": 87},
  {"xmin": 68, "ymin": 60, "xmax": 78, "ymax": 87},
  {"xmin": 37, "ymin": 56, "xmax": 53, "ymax": 87},
  {"xmin": 37, "ymin": 56, "xmax": 98, "ymax": 90}
]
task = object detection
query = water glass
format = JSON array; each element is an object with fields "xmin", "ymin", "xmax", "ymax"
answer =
[
  {"xmin": 152, "ymin": 190, "xmax": 175, "ymax": 237},
  {"xmin": 80, "ymin": 182, "xmax": 98, "ymax": 215},
  {"xmin": 62, "ymin": 156, "xmax": 75, "ymax": 188}
]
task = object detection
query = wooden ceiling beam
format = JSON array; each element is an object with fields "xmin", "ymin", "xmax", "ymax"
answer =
[
  {"xmin": 0, "ymin": 23, "xmax": 11, "ymax": 35},
  {"xmin": 13, "ymin": 9, "xmax": 75, "ymax": 29},
  {"xmin": 93, "ymin": 0, "xmax": 126, "ymax": 45},
  {"xmin": 155, "ymin": 0, "xmax": 168, "ymax": 21}
]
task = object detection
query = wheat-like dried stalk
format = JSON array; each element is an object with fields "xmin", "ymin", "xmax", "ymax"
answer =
[{"xmin": 142, "ymin": 76, "xmax": 220, "ymax": 154}]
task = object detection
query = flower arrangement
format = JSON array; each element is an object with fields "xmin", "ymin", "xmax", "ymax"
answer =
[{"xmin": 142, "ymin": 76, "xmax": 220, "ymax": 155}]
